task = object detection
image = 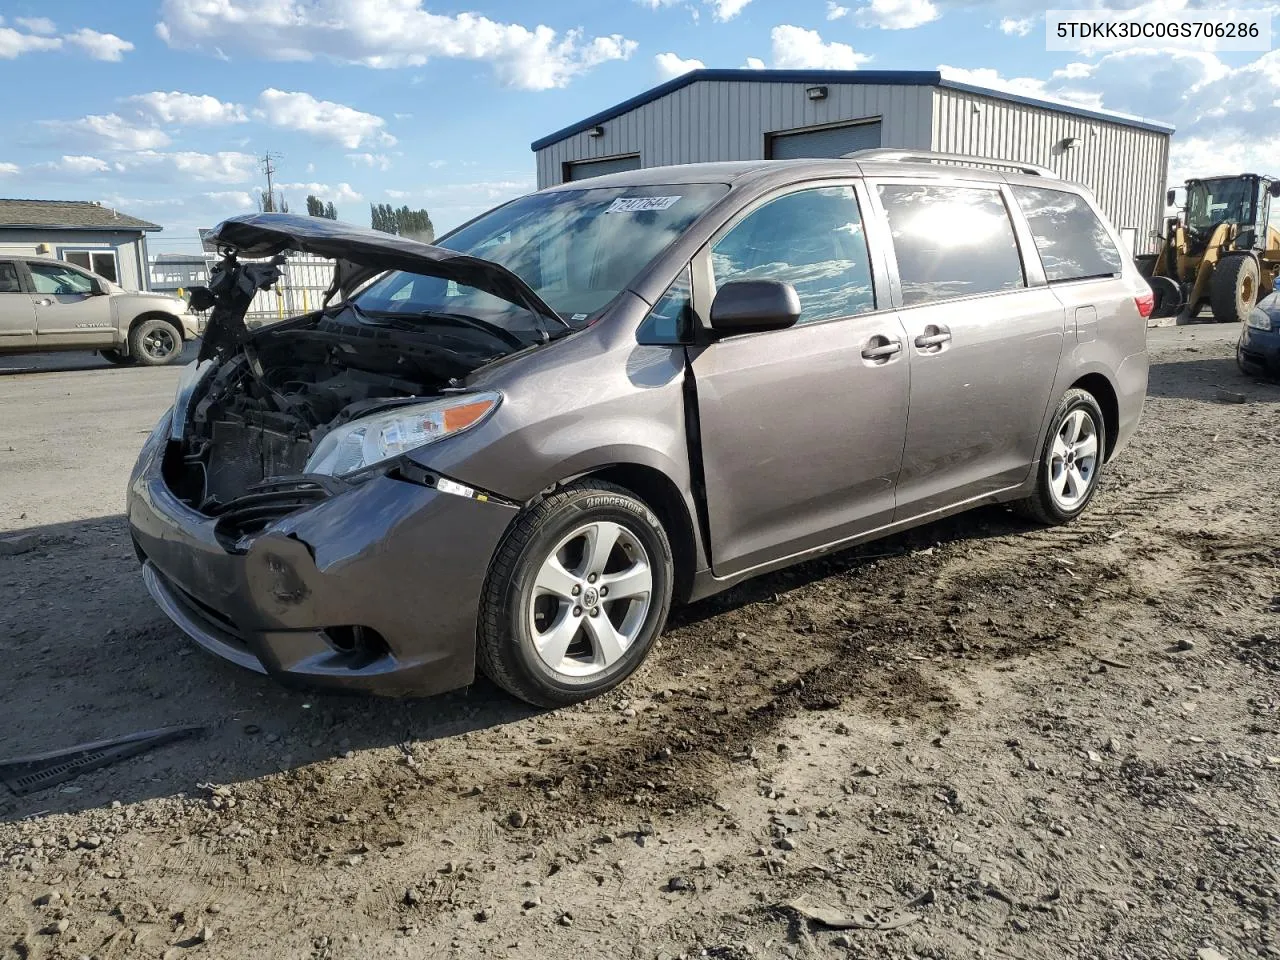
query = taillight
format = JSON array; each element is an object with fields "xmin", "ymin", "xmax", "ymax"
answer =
[{"xmin": 1134, "ymin": 290, "xmax": 1154, "ymax": 319}]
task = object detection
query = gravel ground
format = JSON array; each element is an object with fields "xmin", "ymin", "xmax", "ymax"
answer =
[{"xmin": 0, "ymin": 324, "xmax": 1276, "ymax": 960}]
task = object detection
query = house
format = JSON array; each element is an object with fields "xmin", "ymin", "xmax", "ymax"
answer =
[
  {"xmin": 0, "ymin": 199, "xmax": 162, "ymax": 291},
  {"xmin": 150, "ymin": 251, "xmax": 215, "ymax": 296},
  {"xmin": 532, "ymin": 69, "xmax": 1175, "ymax": 254}
]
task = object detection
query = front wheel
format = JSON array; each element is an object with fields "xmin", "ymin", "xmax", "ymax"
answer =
[
  {"xmin": 129, "ymin": 318, "xmax": 184, "ymax": 366},
  {"xmin": 477, "ymin": 481, "xmax": 674, "ymax": 707},
  {"xmin": 1210, "ymin": 253, "xmax": 1260, "ymax": 324},
  {"xmin": 1012, "ymin": 388, "xmax": 1107, "ymax": 525}
]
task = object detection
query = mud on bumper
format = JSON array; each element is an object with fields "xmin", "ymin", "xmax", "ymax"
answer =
[{"xmin": 128, "ymin": 442, "xmax": 518, "ymax": 697}]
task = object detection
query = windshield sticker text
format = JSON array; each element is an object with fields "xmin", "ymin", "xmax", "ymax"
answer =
[{"xmin": 606, "ymin": 196, "xmax": 681, "ymax": 214}]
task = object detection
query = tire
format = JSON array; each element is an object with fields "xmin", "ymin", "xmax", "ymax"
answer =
[
  {"xmin": 1012, "ymin": 388, "xmax": 1107, "ymax": 526},
  {"xmin": 99, "ymin": 348, "xmax": 134, "ymax": 365},
  {"xmin": 128, "ymin": 317, "xmax": 184, "ymax": 366},
  {"xmin": 1210, "ymin": 253, "xmax": 1260, "ymax": 324},
  {"xmin": 477, "ymin": 480, "xmax": 675, "ymax": 708}
]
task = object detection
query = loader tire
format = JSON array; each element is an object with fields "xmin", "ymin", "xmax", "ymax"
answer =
[{"xmin": 1210, "ymin": 253, "xmax": 1260, "ymax": 324}]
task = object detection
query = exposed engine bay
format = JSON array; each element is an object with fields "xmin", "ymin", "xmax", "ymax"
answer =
[
  {"xmin": 165, "ymin": 212, "xmax": 566, "ymax": 517},
  {"xmin": 168, "ymin": 313, "xmax": 503, "ymax": 510}
]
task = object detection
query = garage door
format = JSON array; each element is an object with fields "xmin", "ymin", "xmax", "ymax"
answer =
[
  {"xmin": 768, "ymin": 121, "xmax": 882, "ymax": 160},
  {"xmin": 564, "ymin": 155, "xmax": 642, "ymax": 182}
]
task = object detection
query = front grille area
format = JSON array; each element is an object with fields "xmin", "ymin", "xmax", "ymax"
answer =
[{"xmin": 210, "ymin": 478, "xmax": 331, "ymax": 548}]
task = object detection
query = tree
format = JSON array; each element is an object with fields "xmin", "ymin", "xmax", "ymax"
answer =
[
  {"xmin": 370, "ymin": 203, "xmax": 434, "ymax": 241},
  {"xmin": 258, "ymin": 189, "xmax": 288, "ymax": 213},
  {"xmin": 323, "ymin": 201, "xmax": 338, "ymax": 220},
  {"xmin": 306, "ymin": 194, "xmax": 324, "ymax": 217}
]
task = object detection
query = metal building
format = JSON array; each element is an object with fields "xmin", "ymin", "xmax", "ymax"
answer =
[{"xmin": 531, "ymin": 69, "xmax": 1174, "ymax": 254}]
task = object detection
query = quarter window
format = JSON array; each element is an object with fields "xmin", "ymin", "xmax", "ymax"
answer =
[
  {"xmin": 711, "ymin": 186, "xmax": 876, "ymax": 326},
  {"xmin": 877, "ymin": 184, "xmax": 1025, "ymax": 306},
  {"xmin": 29, "ymin": 262, "xmax": 95, "ymax": 296},
  {"xmin": 1011, "ymin": 186, "xmax": 1124, "ymax": 282},
  {"xmin": 637, "ymin": 267, "xmax": 692, "ymax": 344}
]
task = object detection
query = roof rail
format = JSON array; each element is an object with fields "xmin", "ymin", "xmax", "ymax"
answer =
[{"xmin": 841, "ymin": 149, "xmax": 1058, "ymax": 179}]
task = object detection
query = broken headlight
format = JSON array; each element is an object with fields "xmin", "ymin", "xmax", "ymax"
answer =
[{"xmin": 303, "ymin": 392, "xmax": 501, "ymax": 478}]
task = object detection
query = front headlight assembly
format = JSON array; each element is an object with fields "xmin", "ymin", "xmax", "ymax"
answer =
[
  {"xmin": 304, "ymin": 392, "xmax": 501, "ymax": 478},
  {"xmin": 1246, "ymin": 307, "xmax": 1275, "ymax": 331}
]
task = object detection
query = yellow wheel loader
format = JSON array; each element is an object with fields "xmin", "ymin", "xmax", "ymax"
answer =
[{"xmin": 1139, "ymin": 174, "xmax": 1280, "ymax": 323}]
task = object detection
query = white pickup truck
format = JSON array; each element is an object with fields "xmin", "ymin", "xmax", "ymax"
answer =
[{"xmin": 0, "ymin": 256, "xmax": 200, "ymax": 366}]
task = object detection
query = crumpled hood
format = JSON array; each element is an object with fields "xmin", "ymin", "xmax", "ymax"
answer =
[{"xmin": 205, "ymin": 213, "xmax": 561, "ymax": 326}]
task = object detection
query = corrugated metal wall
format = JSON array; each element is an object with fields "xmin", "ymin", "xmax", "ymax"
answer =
[
  {"xmin": 535, "ymin": 80, "xmax": 934, "ymax": 188},
  {"xmin": 931, "ymin": 87, "xmax": 1169, "ymax": 252}
]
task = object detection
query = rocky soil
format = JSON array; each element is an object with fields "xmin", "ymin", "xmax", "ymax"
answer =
[{"xmin": 0, "ymin": 327, "xmax": 1277, "ymax": 960}]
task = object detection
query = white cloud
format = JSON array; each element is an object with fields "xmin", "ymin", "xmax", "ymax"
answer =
[
  {"xmin": 203, "ymin": 190, "xmax": 256, "ymax": 209},
  {"xmin": 280, "ymin": 181, "xmax": 364, "ymax": 204},
  {"xmin": 0, "ymin": 24, "xmax": 61, "ymax": 57},
  {"xmin": 35, "ymin": 155, "xmax": 112, "ymax": 175},
  {"xmin": 826, "ymin": 2, "xmax": 851, "ymax": 17},
  {"xmin": 709, "ymin": 0, "xmax": 752, "ymax": 20},
  {"xmin": 15, "ymin": 17, "xmax": 56, "ymax": 34},
  {"xmin": 938, "ymin": 65, "xmax": 1104, "ymax": 109},
  {"xmin": 121, "ymin": 151, "xmax": 260, "ymax": 184},
  {"xmin": 255, "ymin": 89, "xmax": 395, "ymax": 149},
  {"xmin": 655, "ymin": 51, "xmax": 705, "ymax": 79},
  {"xmin": 1168, "ymin": 133, "xmax": 1280, "ymax": 186},
  {"xmin": 0, "ymin": 162, "xmax": 20, "ymax": 176},
  {"xmin": 37, "ymin": 113, "xmax": 171, "ymax": 151},
  {"xmin": 127, "ymin": 91, "xmax": 248, "ymax": 125},
  {"xmin": 854, "ymin": 0, "xmax": 939, "ymax": 29},
  {"xmin": 770, "ymin": 25, "xmax": 871, "ymax": 70},
  {"xmin": 63, "ymin": 28, "xmax": 134, "ymax": 61},
  {"xmin": 999, "ymin": 16, "xmax": 1033, "ymax": 35},
  {"xmin": 744, "ymin": 56, "xmax": 766, "ymax": 69},
  {"xmin": 347, "ymin": 152, "xmax": 393, "ymax": 170},
  {"xmin": 385, "ymin": 189, "xmax": 412, "ymax": 199},
  {"xmin": 155, "ymin": 0, "xmax": 637, "ymax": 91}
]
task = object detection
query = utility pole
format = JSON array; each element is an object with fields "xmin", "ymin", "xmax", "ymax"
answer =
[{"xmin": 260, "ymin": 152, "xmax": 283, "ymax": 212}]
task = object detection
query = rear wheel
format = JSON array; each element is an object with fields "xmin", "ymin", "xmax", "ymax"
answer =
[
  {"xmin": 129, "ymin": 317, "xmax": 183, "ymax": 366},
  {"xmin": 1012, "ymin": 389, "xmax": 1107, "ymax": 526},
  {"xmin": 99, "ymin": 348, "xmax": 134, "ymax": 365},
  {"xmin": 1210, "ymin": 253, "xmax": 1260, "ymax": 324},
  {"xmin": 477, "ymin": 481, "xmax": 674, "ymax": 707}
]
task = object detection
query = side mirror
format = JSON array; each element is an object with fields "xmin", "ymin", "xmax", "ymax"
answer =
[
  {"xmin": 709, "ymin": 279, "xmax": 801, "ymax": 336},
  {"xmin": 1269, "ymin": 181, "xmax": 1280, "ymax": 199},
  {"xmin": 1166, "ymin": 188, "xmax": 1177, "ymax": 207}
]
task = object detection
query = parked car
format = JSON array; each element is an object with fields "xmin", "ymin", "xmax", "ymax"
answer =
[
  {"xmin": 0, "ymin": 256, "xmax": 198, "ymax": 365},
  {"xmin": 127, "ymin": 150, "xmax": 1151, "ymax": 707},
  {"xmin": 1238, "ymin": 291, "xmax": 1280, "ymax": 378}
]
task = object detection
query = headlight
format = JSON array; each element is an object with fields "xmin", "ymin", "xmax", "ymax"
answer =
[
  {"xmin": 170, "ymin": 358, "xmax": 215, "ymax": 440},
  {"xmin": 1246, "ymin": 308, "xmax": 1274, "ymax": 331},
  {"xmin": 304, "ymin": 392, "xmax": 501, "ymax": 477}
]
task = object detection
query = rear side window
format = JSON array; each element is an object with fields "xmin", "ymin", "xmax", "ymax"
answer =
[
  {"xmin": 710, "ymin": 186, "xmax": 876, "ymax": 326},
  {"xmin": 0, "ymin": 261, "xmax": 19, "ymax": 293},
  {"xmin": 1011, "ymin": 186, "xmax": 1123, "ymax": 282},
  {"xmin": 877, "ymin": 184, "xmax": 1025, "ymax": 306}
]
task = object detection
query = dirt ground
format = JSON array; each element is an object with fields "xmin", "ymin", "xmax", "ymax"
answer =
[{"xmin": 1, "ymin": 326, "xmax": 1277, "ymax": 960}]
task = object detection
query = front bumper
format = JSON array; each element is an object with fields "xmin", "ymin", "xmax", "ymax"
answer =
[
  {"xmin": 127, "ymin": 433, "xmax": 518, "ymax": 697},
  {"xmin": 1238, "ymin": 325, "xmax": 1280, "ymax": 378}
]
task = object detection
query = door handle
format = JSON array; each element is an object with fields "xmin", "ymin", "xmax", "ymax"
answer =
[
  {"xmin": 861, "ymin": 337, "xmax": 902, "ymax": 362},
  {"xmin": 914, "ymin": 325, "xmax": 952, "ymax": 351},
  {"xmin": 36, "ymin": 298, "xmax": 53, "ymax": 306}
]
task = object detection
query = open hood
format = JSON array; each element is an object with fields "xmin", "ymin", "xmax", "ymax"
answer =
[{"xmin": 196, "ymin": 213, "xmax": 564, "ymax": 362}]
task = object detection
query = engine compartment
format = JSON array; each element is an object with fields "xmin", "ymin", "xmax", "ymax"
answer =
[{"xmin": 166, "ymin": 313, "xmax": 503, "ymax": 511}]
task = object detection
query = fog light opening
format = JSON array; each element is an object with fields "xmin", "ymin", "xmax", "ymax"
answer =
[{"xmin": 322, "ymin": 625, "xmax": 391, "ymax": 664}]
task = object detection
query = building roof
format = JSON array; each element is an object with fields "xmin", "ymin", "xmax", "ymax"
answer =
[
  {"xmin": 530, "ymin": 69, "xmax": 1176, "ymax": 152},
  {"xmin": 0, "ymin": 199, "xmax": 162, "ymax": 232}
]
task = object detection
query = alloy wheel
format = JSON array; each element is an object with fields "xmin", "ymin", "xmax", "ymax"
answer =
[
  {"xmin": 528, "ymin": 521, "xmax": 653, "ymax": 678},
  {"xmin": 142, "ymin": 327, "xmax": 177, "ymax": 361},
  {"xmin": 1047, "ymin": 408, "xmax": 1099, "ymax": 511}
]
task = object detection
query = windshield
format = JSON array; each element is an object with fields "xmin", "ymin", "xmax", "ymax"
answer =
[
  {"xmin": 1186, "ymin": 177, "xmax": 1256, "ymax": 233},
  {"xmin": 353, "ymin": 183, "xmax": 728, "ymax": 338}
]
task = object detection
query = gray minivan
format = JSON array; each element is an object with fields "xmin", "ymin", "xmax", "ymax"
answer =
[{"xmin": 127, "ymin": 149, "xmax": 1151, "ymax": 706}]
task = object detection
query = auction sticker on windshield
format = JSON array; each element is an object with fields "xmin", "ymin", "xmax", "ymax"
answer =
[{"xmin": 606, "ymin": 196, "xmax": 681, "ymax": 214}]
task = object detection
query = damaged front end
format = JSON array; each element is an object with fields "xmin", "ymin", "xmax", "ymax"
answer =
[{"xmin": 165, "ymin": 213, "xmax": 557, "ymax": 537}]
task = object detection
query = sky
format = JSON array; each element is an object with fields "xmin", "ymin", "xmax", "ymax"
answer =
[{"xmin": 1, "ymin": 0, "xmax": 1277, "ymax": 254}]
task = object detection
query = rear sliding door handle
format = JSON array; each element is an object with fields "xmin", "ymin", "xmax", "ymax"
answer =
[
  {"xmin": 861, "ymin": 337, "xmax": 902, "ymax": 362},
  {"xmin": 914, "ymin": 325, "xmax": 952, "ymax": 351}
]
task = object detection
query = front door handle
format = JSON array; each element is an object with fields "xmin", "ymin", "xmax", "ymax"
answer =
[
  {"xmin": 36, "ymin": 298, "xmax": 53, "ymax": 306},
  {"xmin": 861, "ymin": 337, "xmax": 902, "ymax": 362},
  {"xmin": 914, "ymin": 325, "xmax": 952, "ymax": 351}
]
